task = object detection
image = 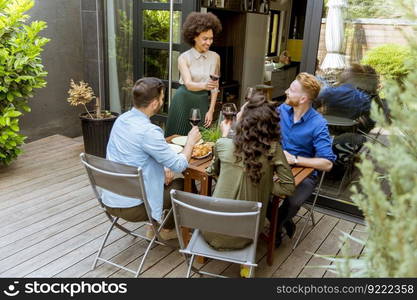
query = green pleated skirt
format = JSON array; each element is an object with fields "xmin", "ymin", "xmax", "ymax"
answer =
[{"xmin": 165, "ymin": 85, "xmax": 209, "ymax": 137}]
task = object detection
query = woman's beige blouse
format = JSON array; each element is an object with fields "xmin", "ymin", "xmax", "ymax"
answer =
[{"xmin": 178, "ymin": 47, "xmax": 220, "ymax": 84}]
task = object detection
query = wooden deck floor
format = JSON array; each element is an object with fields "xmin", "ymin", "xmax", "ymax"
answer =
[{"xmin": 0, "ymin": 135, "xmax": 366, "ymax": 278}]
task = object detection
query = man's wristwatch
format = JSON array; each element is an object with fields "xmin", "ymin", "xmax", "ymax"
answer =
[{"xmin": 293, "ymin": 155, "xmax": 299, "ymax": 165}]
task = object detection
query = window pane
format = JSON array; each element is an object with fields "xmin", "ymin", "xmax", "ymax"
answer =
[
  {"xmin": 143, "ymin": 48, "xmax": 180, "ymax": 80},
  {"xmin": 143, "ymin": 10, "xmax": 181, "ymax": 43},
  {"xmin": 315, "ymin": 0, "xmax": 408, "ymax": 202},
  {"xmin": 106, "ymin": 0, "xmax": 134, "ymax": 113}
]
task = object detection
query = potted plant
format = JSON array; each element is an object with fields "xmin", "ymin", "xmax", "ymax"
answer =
[
  {"xmin": 67, "ymin": 79, "xmax": 118, "ymax": 158},
  {"xmin": 0, "ymin": 0, "xmax": 49, "ymax": 166}
]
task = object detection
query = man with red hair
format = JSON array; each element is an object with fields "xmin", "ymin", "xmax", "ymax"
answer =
[{"xmin": 274, "ymin": 72, "xmax": 336, "ymax": 247}]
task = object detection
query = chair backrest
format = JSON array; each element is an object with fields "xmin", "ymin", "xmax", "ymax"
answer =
[
  {"xmin": 170, "ymin": 190, "xmax": 262, "ymax": 248},
  {"xmin": 80, "ymin": 152, "xmax": 148, "ymax": 207}
]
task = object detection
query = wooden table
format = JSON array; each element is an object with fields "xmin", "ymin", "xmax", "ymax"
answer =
[
  {"xmin": 263, "ymin": 166, "xmax": 314, "ymax": 266},
  {"xmin": 166, "ymin": 135, "xmax": 213, "ymax": 196}
]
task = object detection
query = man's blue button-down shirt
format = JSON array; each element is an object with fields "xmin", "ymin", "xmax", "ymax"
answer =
[
  {"xmin": 102, "ymin": 108, "xmax": 188, "ymax": 221},
  {"xmin": 278, "ymin": 104, "xmax": 336, "ymax": 162}
]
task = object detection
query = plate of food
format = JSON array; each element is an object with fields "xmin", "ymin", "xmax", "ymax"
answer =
[
  {"xmin": 192, "ymin": 142, "xmax": 214, "ymax": 159},
  {"xmin": 171, "ymin": 136, "xmax": 187, "ymax": 146},
  {"xmin": 171, "ymin": 136, "xmax": 203, "ymax": 146},
  {"xmin": 169, "ymin": 143, "xmax": 183, "ymax": 154}
]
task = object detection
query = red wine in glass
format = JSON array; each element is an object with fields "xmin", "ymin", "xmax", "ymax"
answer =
[
  {"xmin": 189, "ymin": 108, "xmax": 201, "ymax": 127},
  {"xmin": 222, "ymin": 103, "xmax": 237, "ymax": 121},
  {"xmin": 210, "ymin": 74, "xmax": 220, "ymax": 81}
]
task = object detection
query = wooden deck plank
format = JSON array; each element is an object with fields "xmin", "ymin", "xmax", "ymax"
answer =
[
  {"xmin": 0, "ymin": 148, "xmax": 84, "ymax": 191},
  {"xmin": 0, "ymin": 214, "xmax": 109, "ymax": 277},
  {"xmin": 0, "ymin": 182, "xmax": 91, "ymax": 228},
  {"xmin": 323, "ymin": 224, "xmax": 368, "ymax": 278},
  {"xmin": 272, "ymin": 215, "xmax": 339, "ymax": 277},
  {"xmin": 0, "ymin": 138, "xmax": 82, "ymax": 176},
  {"xmin": 0, "ymin": 186, "xmax": 94, "ymax": 239},
  {"xmin": 16, "ymin": 135, "xmax": 76, "ymax": 153},
  {"xmin": 255, "ymin": 211, "xmax": 324, "ymax": 278},
  {"xmin": 0, "ymin": 142, "xmax": 80, "ymax": 174},
  {"xmin": 27, "ymin": 222, "xmax": 141, "ymax": 278},
  {"xmin": 56, "ymin": 224, "xmax": 147, "ymax": 278},
  {"xmin": 108, "ymin": 244, "xmax": 174, "ymax": 278},
  {"xmin": 0, "ymin": 204, "xmax": 100, "ymax": 260},
  {"xmin": 0, "ymin": 173, "xmax": 88, "ymax": 211},
  {"xmin": 139, "ymin": 250, "xmax": 184, "ymax": 278},
  {"xmin": 1, "ymin": 136, "xmax": 81, "ymax": 166},
  {"xmin": 298, "ymin": 219, "xmax": 355, "ymax": 277}
]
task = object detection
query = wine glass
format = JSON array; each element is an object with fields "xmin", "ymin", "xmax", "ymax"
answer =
[
  {"xmin": 209, "ymin": 64, "xmax": 220, "ymax": 94},
  {"xmin": 220, "ymin": 103, "xmax": 237, "ymax": 138},
  {"xmin": 245, "ymin": 87, "xmax": 255, "ymax": 101},
  {"xmin": 222, "ymin": 103, "xmax": 237, "ymax": 121},
  {"xmin": 189, "ymin": 108, "xmax": 201, "ymax": 127}
]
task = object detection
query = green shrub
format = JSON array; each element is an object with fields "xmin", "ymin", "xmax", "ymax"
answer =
[
  {"xmin": 361, "ymin": 44, "xmax": 412, "ymax": 82},
  {"xmin": 201, "ymin": 126, "xmax": 222, "ymax": 143},
  {"xmin": 0, "ymin": 0, "xmax": 49, "ymax": 165}
]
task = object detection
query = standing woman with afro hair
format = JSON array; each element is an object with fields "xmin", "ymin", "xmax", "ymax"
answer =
[{"xmin": 165, "ymin": 12, "xmax": 222, "ymax": 137}]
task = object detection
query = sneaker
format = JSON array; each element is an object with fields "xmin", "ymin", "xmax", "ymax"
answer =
[
  {"xmin": 145, "ymin": 225, "xmax": 155, "ymax": 239},
  {"xmin": 159, "ymin": 228, "xmax": 178, "ymax": 240},
  {"xmin": 284, "ymin": 220, "xmax": 296, "ymax": 239},
  {"xmin": 240, "ymin": 265, "xmax": 251, "ymax": 278}
]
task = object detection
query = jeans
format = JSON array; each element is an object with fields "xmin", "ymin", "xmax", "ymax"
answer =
[{"xmin": 275, "ymin": 174, "xmax": 317, "ymax": 235}]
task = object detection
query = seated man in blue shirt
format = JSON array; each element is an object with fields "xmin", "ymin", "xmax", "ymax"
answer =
[
  {"xmin": 274, "ymin": 72, "xmax": 336, "ymax": 247},
  {"xmin": 102, "ymin": 77, "xmax": 201, "ymax": 240}
]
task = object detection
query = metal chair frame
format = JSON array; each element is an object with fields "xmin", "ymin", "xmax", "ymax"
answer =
[
  {"xmin": 293, "ymin": 170, "xmax": 326, "ymax": 249},
  {"xmin": 170, "ymin": 190, "xmax": 262, "ymax": 278},
  {"xmin": 80, "ymin": 153, "xmax": 176, "ymax": 277}
]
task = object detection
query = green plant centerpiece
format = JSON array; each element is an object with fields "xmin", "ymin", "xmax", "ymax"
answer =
[
  {"xmin": 200, "ymin": 125, "xmax": 222, "ymax": 143},
  {"xmin": 0, "ymin": 0, "xmax": 49, "ymax": 165},
  {"xmin": 67, "ymin": 79, "xmax": 118, "ymax": 158}
]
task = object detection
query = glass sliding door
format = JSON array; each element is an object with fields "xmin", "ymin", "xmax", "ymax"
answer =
[
  {"xmin": 310, "ymin": 0, "xmax": 408, "ymax": 216},
  {"xmin": 134, "ymin": 0, "xmax": 197, "ymax": 127}
]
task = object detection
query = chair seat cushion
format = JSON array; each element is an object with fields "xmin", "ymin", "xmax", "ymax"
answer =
[{"xmin": 181, "ymin": 230, "xmax": 257, "ymax": 266}]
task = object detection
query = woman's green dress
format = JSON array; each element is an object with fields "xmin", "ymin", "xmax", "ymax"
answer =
[{"xmin": 165, "ymin": 85, "xmax": 209, "ymax": 137}]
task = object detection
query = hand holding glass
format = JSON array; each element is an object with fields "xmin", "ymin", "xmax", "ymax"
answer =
[
  {"xmin": 189, "ymin": 108, "xmax": 201, "ymax": 127},
  {"xmin": 209, "ymin": 74, "xmax": 220, "ymax": 94}
]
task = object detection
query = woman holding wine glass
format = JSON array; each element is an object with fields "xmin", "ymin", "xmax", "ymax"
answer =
[
  {"xmin": 165, "ymin": 12, "xmax": 222, "ymax": 137},
  {"xmin": 204, "ymin": 91, "xmax": 295, "ymax": 277}
]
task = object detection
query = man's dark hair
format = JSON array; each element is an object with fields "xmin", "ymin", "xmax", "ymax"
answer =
[
  {"xmin": 182, "ymin": 12, "xmax": 222, "ymax": 46},
  {"xmin": 132, "ymin": 77, "xmax": 165, "ymax": 108}
]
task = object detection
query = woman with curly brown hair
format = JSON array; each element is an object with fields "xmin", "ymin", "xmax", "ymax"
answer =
[
  {"xmin": 165, "ymin": 12, "xmax": 222, "ymax": 137},
  {"xmin": 203, "ymin": 92, "xmax": 295, "ymax": 274}
]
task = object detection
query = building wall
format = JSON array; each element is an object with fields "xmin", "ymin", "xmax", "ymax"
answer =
[{"xmin": 20, "ymin": 0, "xmax": 103, "ymax": 142}]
